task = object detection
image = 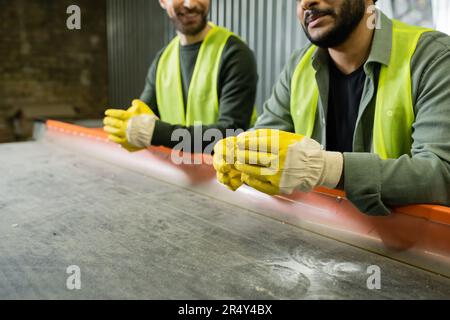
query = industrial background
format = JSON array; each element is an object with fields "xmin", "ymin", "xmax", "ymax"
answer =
[
  {"xmin": 0, "ymin": 0, "xmax": 444, "ymax": 142},
  {"xmin": 0, "ymin": 0, "xmax": 108, "ymax": 142}
]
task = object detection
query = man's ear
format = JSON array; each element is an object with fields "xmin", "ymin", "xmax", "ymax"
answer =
[{"xmin": 159, "ymin": 0, "xmax": 166, "ymax": 10}]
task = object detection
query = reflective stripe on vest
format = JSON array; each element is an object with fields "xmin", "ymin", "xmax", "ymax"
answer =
[
  {"xmin": 156, "ymin": 23, "xmax": 234, "ymax": 126},
  {"xmin": 290, "ymin": 20, "xmax": 433, "ymax": 159}
]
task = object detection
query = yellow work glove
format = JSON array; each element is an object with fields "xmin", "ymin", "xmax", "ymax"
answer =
[
  {"xmin": 213, "ymin": 137, "xmax": 243, "ymax": 191},
  {"xmin": 235, "ymin": 129, "xmax": 344, "ymax": 195},
  {"xmin": 103, "ymin": 100, "xmax": 158, "ymax": 152}
]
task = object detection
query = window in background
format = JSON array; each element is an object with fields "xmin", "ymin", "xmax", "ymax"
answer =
[
  {"xmin": 379, "ymin": 0, "xmax": 450, "ymax": 34},
  {"xmin": 432, "ymin": 0, "xmax": 450, "ymax": 34},
  {"xmin": 391, "ymin": 0, "xmax": 434, "ymax": 27}
]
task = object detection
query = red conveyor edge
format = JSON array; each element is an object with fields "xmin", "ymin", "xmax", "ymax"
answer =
[{"xmin": 45, "ymin": 120, "xmax": 450, "ymax": 277}]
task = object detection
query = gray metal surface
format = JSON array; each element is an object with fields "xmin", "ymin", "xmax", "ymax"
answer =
[{"xmin": 0, "ymin": 140, "xmax": 449, "ymax": 299}]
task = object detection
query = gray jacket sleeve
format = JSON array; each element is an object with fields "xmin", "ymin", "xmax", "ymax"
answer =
[{"xmin": 344, "ymin": 32, "xmax": 450, "ymax": 215}]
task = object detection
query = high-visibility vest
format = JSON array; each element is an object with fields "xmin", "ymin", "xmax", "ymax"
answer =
[
  {"xmin": 290, "ymin": 20, "xmax": 433, "ymax": 159},
  {"xmin": 156, "ymin": 23, "xmax": 234, "ymax": 126}
]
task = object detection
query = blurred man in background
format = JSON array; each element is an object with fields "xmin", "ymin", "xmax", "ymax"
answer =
[{"xmin": 104, "ymin": 0, "xmax": 257, "ymax": 153}]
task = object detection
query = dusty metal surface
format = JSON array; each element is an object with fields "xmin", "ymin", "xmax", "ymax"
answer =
[{"xmin": 0, "ymin": 140, "xmax": 449, "ymax": 299}]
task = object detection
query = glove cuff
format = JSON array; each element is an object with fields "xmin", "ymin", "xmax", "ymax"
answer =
[
  {"xmin": 126, "ymin": 115, "xmax": 158, "ymax": 148},
  {"xmin": 320, "ymin": 151, "xmax": 344, "ymax": 189}
]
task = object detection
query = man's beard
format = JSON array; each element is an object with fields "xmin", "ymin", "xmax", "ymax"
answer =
[
  {"xmin": 302, "ymin": 0, "xmax": 366, "ymax": 48},
  {"xmin": 171, "ymin": 7, "xmax": 209, "ymax": 36}
]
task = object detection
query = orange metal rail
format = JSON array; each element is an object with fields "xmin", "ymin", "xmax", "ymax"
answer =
[
  {"xmin": 46, "ymin": 120, "xmax": 450, "ymax": 277},
  {"xmin": 47, "ymin": 120, "xmax": 450, "ymax": 226}
]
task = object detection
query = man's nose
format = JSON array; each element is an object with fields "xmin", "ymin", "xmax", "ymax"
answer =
[
  {"xmin": 183, "ymin": 0, "xmax": 193, "ymax": 8},
  {"xmin": 299, "ymin": 0, "xmax": 320, "ymax": 10}
]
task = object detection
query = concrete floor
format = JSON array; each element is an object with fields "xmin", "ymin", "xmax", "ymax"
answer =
[{"xmin": 0, "ymin": 141, "xmax": 449, "ymax": 299}]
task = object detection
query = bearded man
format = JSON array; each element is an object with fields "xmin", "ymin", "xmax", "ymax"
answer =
[
  {"xmin": 104, "ymin": 0, "xmax": 257, "ymax": 153},
  {"xmin": 214, "ymin": 0, "xmax": 450, "ymax": 215}
]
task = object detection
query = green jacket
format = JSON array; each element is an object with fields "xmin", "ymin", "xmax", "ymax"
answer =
[{"xmin": 255, "ymin": 12, "xmax": 450, "ymax": 215}]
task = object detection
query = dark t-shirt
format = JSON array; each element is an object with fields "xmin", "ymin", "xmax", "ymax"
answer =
[
  {"xmin": 326, "ymin": 61, "xmax": 366, "ymax": 153},
  {"xmin": 140, "ymin": 36, "xmax": 258, "ymax": 153},
  {"xmin": 179, "ymin": 41, "xmax": 203, "ymax": 105}
]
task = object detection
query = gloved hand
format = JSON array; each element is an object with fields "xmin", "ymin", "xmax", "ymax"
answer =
[
  {"xmin": 234, "ymin": 129, "xmax": 344, "ymax": 195},
  {"xmin": 103, "ymin": 99, "xmax": 158, "ymax": 152},
  {"xmin": 213, "ymin": 136, "xmax": 243, "ymax": 191}
]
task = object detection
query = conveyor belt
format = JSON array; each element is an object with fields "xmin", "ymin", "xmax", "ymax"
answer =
[{"xmin": 0, "ymin": 133, "xmax": 449, "ymax": 299}]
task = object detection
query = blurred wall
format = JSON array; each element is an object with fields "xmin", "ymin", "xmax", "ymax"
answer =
[
  {"xmin": 208, "ymin": 0, "xmax": 308, "ymax": 113},
  {"xmin": 0, "ymin": 0, "xmax": 108, "ymax": 142},
  {"xmin": 107, "ymin": 0, "xmax": 165, "ymax": 108}
]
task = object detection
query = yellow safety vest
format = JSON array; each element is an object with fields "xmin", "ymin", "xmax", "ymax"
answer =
[
  {"xmin": 290, "ymin": 20, "xmax": 433, "ymax": 159},
  {"xmin": 156, "ymin": 23, "xmax": 233, "ymax": 126}
]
